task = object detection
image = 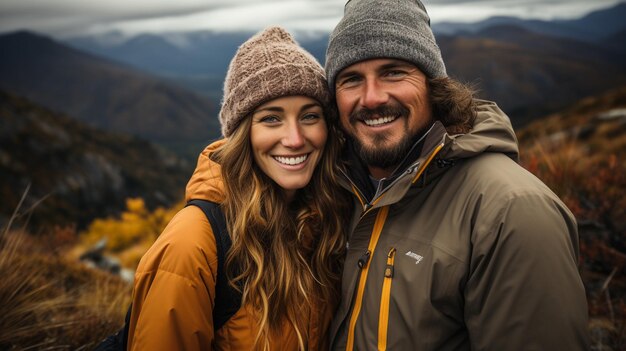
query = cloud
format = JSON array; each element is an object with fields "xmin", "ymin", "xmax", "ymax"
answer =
[
  {"xmin": 0, "ymin": 0, "xmax": 245, "ymax": 36},
  {"xmin": 89, "ymin": 1, "xmax": 343, "ymax": 36},
  {"xmin": 0, "ymin": 0, "xmax": 622, "ymax": 38},
  {"xmin": 425, "ymin": 0, "xmax": 623, "ymax": 22}
]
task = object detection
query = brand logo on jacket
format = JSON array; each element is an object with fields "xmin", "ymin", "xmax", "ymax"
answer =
[{"xmin": 405, "ymin": 251, "xmax": 424, "ymax": 264}]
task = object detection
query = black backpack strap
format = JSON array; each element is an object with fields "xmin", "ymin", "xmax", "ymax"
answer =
[
  {"xmin": 186, "ymin": 199, "xmax": 241, "ymax": 331},
  {"xmin": 93, "ymin": 304, "xmax": 131, "ymax": 351},
  {"xmin": 121, "ymin": 304, "xmax": 131, "ymax": 350}
]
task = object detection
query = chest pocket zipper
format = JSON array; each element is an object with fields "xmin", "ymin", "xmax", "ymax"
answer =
[{"xmin": 378, "ymin": 247, "xmax": 396, "ymax": 351}]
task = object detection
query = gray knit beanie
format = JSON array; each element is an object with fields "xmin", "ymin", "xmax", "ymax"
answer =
[
  {"xmin": 220, "ymin": 26, "xmax": 330, "ymax": 137},
  {"xmin": 325, "ymin": 0, "xmax": 447, "ymax": 93}
]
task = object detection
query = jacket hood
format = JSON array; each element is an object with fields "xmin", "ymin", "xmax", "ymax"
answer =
[
  {"xmin": 442, "ymin": 100, "xmax": 519, "ymax": 162},
  {"xmin": 185, "ymin": 139, "xmax": 226, "ymax": 203}
]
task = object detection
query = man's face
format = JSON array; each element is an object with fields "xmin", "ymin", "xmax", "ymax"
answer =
[{"xmin": 335, "ymin": 58, "xmax": 433, "ymax": 178}]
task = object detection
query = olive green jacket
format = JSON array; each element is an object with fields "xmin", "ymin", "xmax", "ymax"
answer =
[{"xmin": 330, "ymin": 100, "xmax": 589, "ymax": 350}]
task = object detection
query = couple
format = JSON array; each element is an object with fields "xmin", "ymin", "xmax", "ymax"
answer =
[{"xmin": 127, "ymin": 0, "xmax": 588, "ymax": 350}]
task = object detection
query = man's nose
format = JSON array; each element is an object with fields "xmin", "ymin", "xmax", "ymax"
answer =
[
  {"xmin": 282, "ymin": 123, "xmax": 305, "ymax": 149},
  {"xmin": 361, "ymin": 78, "xmax": 389, "ymax": 109}
]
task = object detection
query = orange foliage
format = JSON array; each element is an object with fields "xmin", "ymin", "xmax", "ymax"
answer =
[
  {"xmin": 79, "ymin": 197, "xmax": 183, "ymax": 268},
  {"xmin": 521, "ymin": 134, "xmax": 626, "ymax": 349}
]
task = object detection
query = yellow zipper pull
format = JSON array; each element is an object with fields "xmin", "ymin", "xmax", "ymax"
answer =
[
  {"xmin": 384, "ymin": 248, "xmax": 396, "ymax": 278},
  {"xmin": 358, "ymin": 250, "xmax": 371, "ymax": 269}
]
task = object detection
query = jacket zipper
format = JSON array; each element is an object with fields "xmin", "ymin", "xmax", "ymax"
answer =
[
  {"xmin": 411, "ymin": 142, "xmax": 444, "ymax": 184},
  {"xmin": 362, "ymin": 142, "xmax": 445, "ymax": 217},
  {"xmin": 378, "ymin": 247, "xmax": 396, "ymax": 351},
  {"xmin": 339, "ymin": 167, "xmax": 368, "ymax": 210},
  {"xmin": 340, "ymin": 142, "xmax": 444, "ymax": 349},
  {"xmin": 346, "ymin": 206, "xmax": 390, "ymax": 351}
]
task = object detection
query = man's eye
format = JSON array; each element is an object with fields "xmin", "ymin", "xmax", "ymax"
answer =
[
  {"xmin": 385, "ymin": 70, "xmax": 406, "ymax": 77},
  {"xmin": 338, "ymin": 75, "xmax": 362, "ymax": 87}
]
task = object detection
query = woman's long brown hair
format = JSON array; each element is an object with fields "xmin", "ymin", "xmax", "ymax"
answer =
[{"xmin": 213, "ymin": 111, "xmax": 350, "ymax": 350}]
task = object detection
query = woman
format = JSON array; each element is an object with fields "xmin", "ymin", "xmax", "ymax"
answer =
[{"xmin": 127, "ymin": 26, "xmax": 351, "ymax": 350}]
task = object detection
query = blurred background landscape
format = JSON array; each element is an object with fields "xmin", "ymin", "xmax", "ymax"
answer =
[{"xmin": 1, "ymin": 0, "xmax": 625, "ymax": 349}]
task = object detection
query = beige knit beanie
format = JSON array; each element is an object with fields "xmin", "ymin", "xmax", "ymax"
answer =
[{"xmin": 219, "ymin": 26, "xmax": 331, "ymax": 137}]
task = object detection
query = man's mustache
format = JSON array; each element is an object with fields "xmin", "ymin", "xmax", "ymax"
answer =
[{"xmin": 349, "ymin": 103, "xmax": 410, "ymax": 124}]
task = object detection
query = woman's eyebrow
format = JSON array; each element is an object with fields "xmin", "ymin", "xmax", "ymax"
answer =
[
  {"xmin": 254, "ymin": 106, "xmax": 284, "ymax": 114},
  {"xmin": 300, "ymin": 103, "xmax": 322, "ymax": 112}
]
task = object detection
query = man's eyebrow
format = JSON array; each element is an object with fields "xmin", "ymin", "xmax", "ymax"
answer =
[
  {"xmin": 336, "ymin": 69, "xmax": 360, "ymax": 81},
  {"xmin": 378, "ymin": 61, "xmax": 414, "ymax": 71}
]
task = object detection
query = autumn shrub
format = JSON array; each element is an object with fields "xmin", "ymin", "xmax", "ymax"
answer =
[
  {"xmin": 79, "ymin": 197, "xmax": 183, "ymax": 268},
  {"xmin": 520, "ymin": 133, "xmax": 626, "ymax": 350}
]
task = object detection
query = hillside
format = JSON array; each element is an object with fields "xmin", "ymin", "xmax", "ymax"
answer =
[
  {"xmin": 517, "ymin": 85, "xmax": 626, "ymax": 149},
  {"xmin": 0, "ymin": 31, "xmax": 220, "ymax": 142},
  {"xmin": 439, "ymin": 26, "xmax": 626, "ymax": 125},
  {"xmin": 0, "ymin": 90, "xmax": 192, "ymax": 229},
  {"xmin": 516, "ymin": 85, "xmax": 626, "ymax": 348}
]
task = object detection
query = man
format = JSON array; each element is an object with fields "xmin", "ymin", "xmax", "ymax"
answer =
[{"xmin": 324, "ymin": 0, "xmax": 589, "ymax": 350}]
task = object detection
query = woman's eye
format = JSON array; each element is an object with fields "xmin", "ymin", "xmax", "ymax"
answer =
[
  {"xmin": 302, "ymin": 113, "xmax": 320, "ymax": 122},
  {"xmin": 259, "ymin": 115, "xmax": 280, "ymax": 124}
]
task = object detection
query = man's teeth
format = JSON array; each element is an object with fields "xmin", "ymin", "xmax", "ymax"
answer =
[
  {"xmin": 364, "ymin": 116, "xmax": 397, "ymax": 126},
  {"xmin": 274, "ymin": 155, "xmax": 308, "ymax": 165}
]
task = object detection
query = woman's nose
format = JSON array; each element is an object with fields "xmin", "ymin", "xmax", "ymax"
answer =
[{"xmin": 281, "ymin": 124, "xmax": 305, "ymax": 149}]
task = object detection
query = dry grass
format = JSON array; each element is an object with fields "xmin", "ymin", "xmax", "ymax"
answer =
[{"xmin": 0, "ymin": 228, "xmax": 131, "ymax": 350}]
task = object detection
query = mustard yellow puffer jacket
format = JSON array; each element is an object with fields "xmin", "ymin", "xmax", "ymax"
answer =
[{"xmin": 128, "ymin": 139, "xmax": 332, "ymax": 350}]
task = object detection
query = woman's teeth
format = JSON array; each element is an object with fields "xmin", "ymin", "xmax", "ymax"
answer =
[{"xmin": 274, "ymin": 154, "xmax": 308, "ymax": 165}]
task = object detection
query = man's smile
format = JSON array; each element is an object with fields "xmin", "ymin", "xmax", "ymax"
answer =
[{"xmin": 362, "ymin": 115, "xmax": 399, "ymax": 127}]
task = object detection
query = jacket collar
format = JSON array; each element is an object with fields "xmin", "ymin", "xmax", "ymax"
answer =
[{"xmin": 340, "ymin": 121, "xmax": 448, "ymax": 208}]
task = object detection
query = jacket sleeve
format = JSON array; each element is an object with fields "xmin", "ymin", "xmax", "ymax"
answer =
[
  {"xmin": 464, "ymin": 191, "xmax": 589, "ymax": 350},
  {"xmin": 127, "ymin": 206, "xmax": 218, "ymax": 351}
]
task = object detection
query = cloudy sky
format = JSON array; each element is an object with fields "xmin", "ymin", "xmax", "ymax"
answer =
[{"xmin": 0, "ymin": 0, "xmax": 622, "ymax": 38}]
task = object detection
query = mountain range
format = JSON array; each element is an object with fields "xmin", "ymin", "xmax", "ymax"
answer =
[
  {"xmin": 0, "ymin": 31, "xmax": 220, "ymax": 143},
  {"xmin": 61, "ymin": 2, "xmax": 626, "ymax": 126},
  {"xmin": 437, "ymin": 24, "xmax": 626, "ymax": 122},
  {"xmin": 433, "ymin": 2, "xmax": 626, "ymax": 44}
]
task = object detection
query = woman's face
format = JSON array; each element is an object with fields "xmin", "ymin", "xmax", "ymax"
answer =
[{"xmin": 250, "ymin": 95, "xmax": 327, "ymax": 201}]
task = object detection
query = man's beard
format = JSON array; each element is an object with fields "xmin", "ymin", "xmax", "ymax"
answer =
[{"xmin": 348, "ymin": 103, "xmax": 418, "ymax": 170}]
